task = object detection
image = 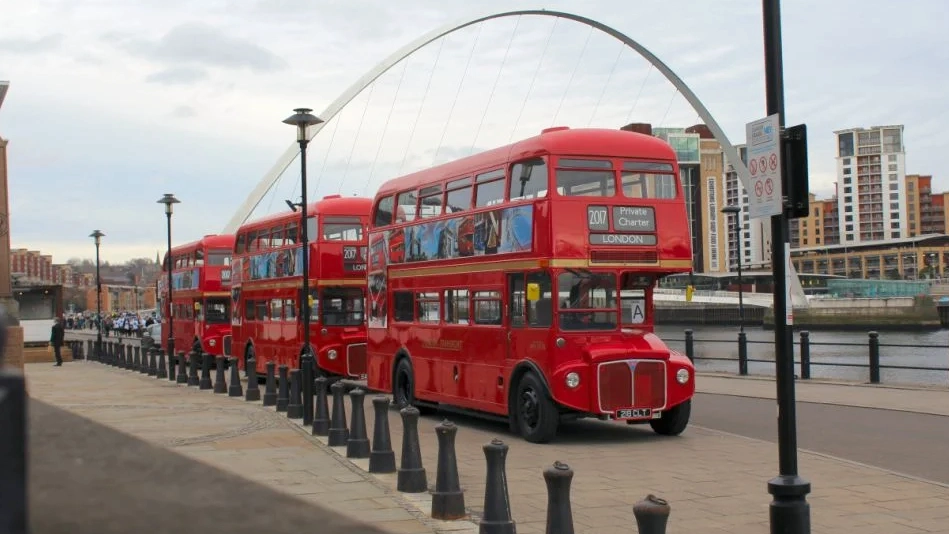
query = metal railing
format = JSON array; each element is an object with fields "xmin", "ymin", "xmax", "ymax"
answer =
[{"xmin": 675, "ymin": 329, "xmax": 949, "ymax": 386}]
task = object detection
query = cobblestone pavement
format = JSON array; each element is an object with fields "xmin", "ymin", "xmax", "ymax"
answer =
[{"xmin": 30, "ymin": 360, "xmax": 949, "ymax": 534}]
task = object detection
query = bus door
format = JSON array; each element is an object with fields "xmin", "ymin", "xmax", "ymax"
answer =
[{"xmin": 506, "ymin": 271, "xmax": 554, "ymax": 386}]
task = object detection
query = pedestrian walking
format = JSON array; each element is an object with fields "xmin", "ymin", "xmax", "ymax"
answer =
[{"xmin": 49, "ymin": 316, "xmax": 65, "ymax": 367}]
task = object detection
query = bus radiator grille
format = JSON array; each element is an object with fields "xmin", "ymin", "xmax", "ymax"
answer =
[{"xmin": 597, "ymin": 360, "xmax": 667, "ymax": 413}]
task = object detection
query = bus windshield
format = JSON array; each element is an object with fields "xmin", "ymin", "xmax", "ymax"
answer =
[
  {"xmin": 558, "ymin": 271, "xmax": 617, "ymax": 330},
  {"xmin": 205, "ymin": 297, "xmax": 230, "ymax": 324},
  {"xmin": 557, "ymin": 271, "xmax": 654, "ymax": 330},
  {"xmin": 321, "ymin": 287, "xmax": 365, "ymax": 326}
]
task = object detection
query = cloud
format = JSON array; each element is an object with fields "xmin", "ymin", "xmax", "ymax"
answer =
[
  {"xmin": 145, "ymin": 66, "xmax": 208, "ymax": 85},
  {"xmin": 0, "ymin": 33, "xmax": 64, "ymax": 54},
  {"xmin": 116, "ymin": 23, "xmax": 287, "ymax": 72},
  {"xmin": 169, "ymin": 105, "xmax": 197, "ymax": 119}
]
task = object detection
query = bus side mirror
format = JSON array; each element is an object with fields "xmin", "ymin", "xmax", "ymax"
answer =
[{"xmin": 526, "ymin": 283, "xmax": 540, "ymax": 302}]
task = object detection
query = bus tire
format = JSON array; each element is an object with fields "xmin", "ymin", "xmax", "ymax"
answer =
[
  {"xmin": 512, "ymin": 372, "xmax": 559, "ymax": 444},
  {"xmin": 392, "ymin": 357, "xmax": 416, "ymax": 410},
  {"xmin": 649, "ymin": 400, "xmax": 691, "ymax": 436},
  {"xmin": 244, "ymin": 345, "xmax": 255, "ymax": 379}
]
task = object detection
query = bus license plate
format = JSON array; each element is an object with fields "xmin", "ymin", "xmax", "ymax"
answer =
[{"xmin": 616, "ymin": 408, "xmax": 653, "ymax": 419}]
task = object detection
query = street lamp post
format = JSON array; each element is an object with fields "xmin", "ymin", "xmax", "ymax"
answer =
[
  {"xmin": 721, "ymin": 205, "xmax": 745, "ymax": 332},
  {"xmin": 283, "ymin": 107, "xmax": 324, "ymax": 427},
  {"xmin": 763, "ymin": 0, "xmax": 810, "ymax": 531},
  {"xmin": 157, "ymin": 194, "xmax": 180, "ymax": 365},
  {"xmin": 89, "ymin": 230, "xmax": 105, "ymax": 360}
]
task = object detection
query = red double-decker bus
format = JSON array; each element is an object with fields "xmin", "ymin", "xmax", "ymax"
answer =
[
  {"xmin": 230, "ymin": 195, "xmax": 371, "ymax": 376},
  {"xmin": 366, "ymin": 126, "xmax": 695, "ymax": 443},
  {"xmin": 159, "ymin": 234, "xmax": 235, "ymax": 357}
]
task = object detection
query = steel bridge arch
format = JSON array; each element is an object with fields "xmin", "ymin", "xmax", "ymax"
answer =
[{"xmin": 223, "ymin": 8, "xmax": 756, "ymax": 234}]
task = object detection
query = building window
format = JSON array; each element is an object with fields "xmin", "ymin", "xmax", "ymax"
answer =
[
  {"xmin": 844, "ymin": 196, "xmax": 852, "ymax": 203},
  {"xmin": 890, "ymin": 222, "xmax": 900, "ymax": 229},
  {"xmin": 839, "ymin": 133, "xmax": 854, "ymax": 157},
  {"xmin": 845, "ymin": 215, "xmax": 853, "ymax": 222},
  {"xmin": 889, "ymin": 183, "xmax": 899, "ymax": 191},
  {"xmin": 843, "ymin": 158, "xmax": 851, "ymax": 165},
  {"xmin": 844, "ymin": 186, "xmax": 852, "ymax": 194},
  {"xmin": 890, "ymin": 202, "xmax": 900, "ymax": 209},
  {"xmin": 890, "ymin": 193, "xmax": 899, "ymax": 200},
  {"xmin": 891, "ymin": 232, "xmax": 900, "ymax": 238},
  {"xmin": 844, "ymin": 177, "xmax": 851, "ymax": 185},
  {"xmin": 845, "ymin": 206, "xmax": 852, "ymax": 213},
  {"xmin": 888, "ymin": 164, "xmax": 898, "ymax": 172},
  {"xmin": 845, "ymin": 224, "xmax": 854, "ymax": 232},
  {"xmin": 843, "ymin": 168, "xmax": 852, "ymax": 175}
]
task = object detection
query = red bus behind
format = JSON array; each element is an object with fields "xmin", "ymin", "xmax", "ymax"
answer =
[
  {"xmin": 159, "ymin": 234, "xmax": 235, "ymax": 358},
  {"xmin": 231, "ymin": 195, "xmax": 372, "ymax": 377}
]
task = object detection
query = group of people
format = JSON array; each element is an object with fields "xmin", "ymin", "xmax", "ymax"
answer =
[{"xmin": 49, "ymin": 311, "xmax": 159, "ymax": 367}]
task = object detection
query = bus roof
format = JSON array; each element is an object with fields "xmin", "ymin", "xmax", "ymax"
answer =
[
  {"xmin": 375, "ymin": 127, "xmax": 677, "ymax": 197},
  {"xmin": 167, "ymin": 234, "xmax": 235, "ymax": 256},
  {"xmin": 237, "ymin": 195, "xmax": 373, "ymax": 231}
]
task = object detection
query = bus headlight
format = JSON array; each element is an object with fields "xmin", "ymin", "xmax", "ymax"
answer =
[
  {"xmin": 676, "ymin": 368, "xmax": 690, "ymax": 385},
  {"xmin": 565, "ymin": 372, "xmax": 580, "ymax": 389},
  {"xmin": 208, "ymin": 339, "xmax": 216, "ymax": 347},
  {"xmin": 327, "ymin": 349, "xmax": 338, "ymax": 360}
]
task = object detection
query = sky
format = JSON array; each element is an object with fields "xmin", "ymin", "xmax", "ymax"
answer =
[{"xmin": 1, "ymin": 0, "xmax": 947, "ymax": 264}]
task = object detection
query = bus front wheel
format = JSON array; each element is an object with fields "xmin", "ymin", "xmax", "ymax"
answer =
[
  {"xmin": 512, "ymin": 372, "xmax": 559, "ymax": 444},
  {"xmin": 393, "ymin": 358, "xmax": 417, "ymax": 410},
  {"xmin": 649, "ymin": 400, "xmax": 691, "ymax": 436}
]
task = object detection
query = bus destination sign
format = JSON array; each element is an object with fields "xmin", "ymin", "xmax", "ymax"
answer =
[
  {"xmin": 589, "ymin": 233, "xmax": 657, "ymax": 246},
  {"xmin": 587, "ymin": 206, "xmax": 655, "ymax": 232},
  {"xmin": 587, "ymin": 206, "xmax": 656, "ymax": 245}
]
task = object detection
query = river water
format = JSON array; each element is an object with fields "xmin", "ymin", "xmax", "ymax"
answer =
[{"xmin": 654, "ymin": 325, "xmax": 949, "ymax": 387}]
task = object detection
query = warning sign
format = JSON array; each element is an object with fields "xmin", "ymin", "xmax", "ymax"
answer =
[{"xmin": 745, "ymin": 114, "xmax": 783, "ymax": 219}]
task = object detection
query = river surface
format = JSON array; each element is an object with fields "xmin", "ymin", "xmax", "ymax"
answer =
[{"xmin": 654, "ymin": 325, "xmax": 949, "ymax": 386}]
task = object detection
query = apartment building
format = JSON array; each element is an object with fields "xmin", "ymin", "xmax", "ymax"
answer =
[{"xmin": 834, "ymin": 125, "xmax": 906, "ymax": 244}]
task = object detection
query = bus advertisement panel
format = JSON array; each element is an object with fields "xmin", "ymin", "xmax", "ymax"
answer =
[
  {"xmin": 230, "ymin": 195, "xmax": 371, "ymax": 377},
  {"xmin": 366, "ymin": 127, "xmax": 695, "ymax": 443},
  {"xmin": 159, "ymin": 234, "xmax": 235, "ymax": 357}
]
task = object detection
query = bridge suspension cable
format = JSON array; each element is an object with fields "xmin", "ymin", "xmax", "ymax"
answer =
[
  {"xmin": 339, "ymin": 83, "xmax": 375, "ymax": 194},
  {"xmin": 433, "ymin": 23, "xmax": 484, "ymax": 167},
  {"xmin": 363, "ymin": 60, "xmax": 410, "ymax": 197},
  {"xmin": 398, "ymin": 37, "xmax": 446, "ymax": 176},
  {"xmin": 471, "ymin": 16, "xmax": 520, "ymax": 155},
  {"xmin": 508, "ymin": 16, "xmax": 557, "ymax": 144},
  {"xmin": 587, "ymin": 42, "xmax": 625, "ymax": 127},
  {"xmin": 552, "ymin": 24, "xmax": 594, "ymax": 127}
]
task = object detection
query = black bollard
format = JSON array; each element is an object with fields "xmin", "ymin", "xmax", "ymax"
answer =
[
  {"xmin": 311, "ymin": 376, "xmax": 330, "ymax": 436},
  {"xmin": 119, "ymin": 344, "xmax": 126, "ymax": 369},
  {"xmin": 213, "ymin": 356, "xmax": 227, "ymax": 394},
  {"xmin": 168, "ymin": 350, "xmax": 177, "ymax": 381},
  {"xmin": 396, "ymin": 405, "xmax": 426, "ymax": 493},
  {"xmin": 139, "ymin": 346, "xmax": 148, "ymax": 374},
  {"xmin": 431, "ymin": 420, "xmax": 465, "ymax": 520},
  {"xmin": 132, "ymin": 346, "xmax": 141, "ymax": 372},
  {"xmin": 244, "ymin": 357, "xmax": 260, "ymax": 402},
  {"xmin": 327, "ymin": 381, "xmax": 349, "ymax": 447},
  {"xmin": 156, "ymin": 349, "xmax": 168, "ymax": 379},
  {"xmin": 346, "ymin": 389, "xmax": 370, "ymax": 459},
  {"xmin": 287, "ymin": 369, "xmax": 303, "ymax": 419},
  {"xmin": 228, "ymin": 357, "xmax": 243, "ymax": 397},
  {"xmin": 262, "ymin": 361, "xmax": 277, "ymax": 406},
  {"xmin": 479, "ymin": 439, "xmax": 515, "ymax": 534},
  {"xmin": 0, "ymin": 372, "xmax": 29, "ymax": 534},
  {"xmin": 544, "ymin": 461, "xmax": 574, "ymax": 534},
  {"xmin": 633, "ymin": 494, "xmax": 670, "ymax": 534},
  {"xmin": 147, "ymin": 348, "xmax": 158, "ymax": 376},
  {"xmin": 368, "ymin": 396, "xmax": 396, "ymax": 473},
  {"xmin": 176, "ymin": 351, "xmax": 188, "ymax": 384},
  {"xmin": 199, "ymin": 352, "xmax": 213, "ymax": 390},
  {"xmin": 187, "ymin": 350, "xmax": 199, "ymax": 386},
  {"xmin": 275, "ymin": 365, "xmax": 289, "ymax": 412}
]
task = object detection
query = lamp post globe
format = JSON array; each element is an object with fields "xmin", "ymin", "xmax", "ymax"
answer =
[
  {"xmin": 157, "ymin": 194, "xmax": 180, "ymax": 359},
  {"xmin": 283, "ymin": 107, "xmax": 324, "ymax": 426},
  {"xmin": 89, "ymin": 230, "xmax": 105, "ymax": 359}
]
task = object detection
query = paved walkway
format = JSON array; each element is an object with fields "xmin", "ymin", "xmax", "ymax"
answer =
[
  {"xmin": 26, "ymin": 361, "xmax": 949, "ymax": 534},
  {"xmin": 26, "ymin": 362, "xmax": 470, "ymax": 534},
  {"xmin": 697, "ymin": 373, "xmax": 949, "ymax": 416}
]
